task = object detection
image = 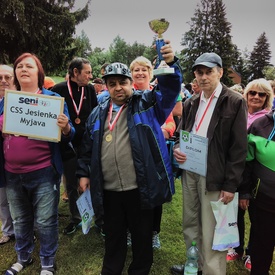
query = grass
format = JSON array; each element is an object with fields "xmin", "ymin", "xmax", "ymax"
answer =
[{"xmin": 0, "ymin": 179, "xmax": 274, "ymax": 274}]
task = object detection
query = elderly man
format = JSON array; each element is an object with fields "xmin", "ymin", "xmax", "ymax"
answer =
[
  {"xmin": 171, "ymin": 53, "xmax": 248, "ymax": 275},
  {"xmin": 0, "ymin": 65, "xmax": 15, "ymax": 245},
  {"xmin": 51, "ymin": 57, "xmax": 98, "ymax": 235},
  {"xmin": 77, "ymin": 40, "xmax": 182, "ymax": 275},
  {"xmin": 92, "ymin": 78, "xmax": 104, "ymax": 95}
]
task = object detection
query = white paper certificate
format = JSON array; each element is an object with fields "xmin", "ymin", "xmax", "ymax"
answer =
[{"xmin": 179, "ymin": 130, "xmax": 208, "ymax": 176}]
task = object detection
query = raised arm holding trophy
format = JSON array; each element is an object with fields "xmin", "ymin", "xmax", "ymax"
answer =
[{"xmin": 149, "ymin": 18, "xmax": 175, "ymax": 76}]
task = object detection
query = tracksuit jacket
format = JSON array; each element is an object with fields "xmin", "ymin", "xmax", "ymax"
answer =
[{"xmin": 239, "ymin": 110, "xmax": 275, "ymax": 212}]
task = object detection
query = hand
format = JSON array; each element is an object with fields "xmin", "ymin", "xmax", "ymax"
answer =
[
  {"xmin": 161, "ymin": 128, "xmax": 169, "ymax": 139},
  {"xmin": 57, "ymin": 114, "xmax": 70, "ymax": 135},
  {"xmin": 219, "ymin": 191, "xmax": 235, "ymax": 205},
  {"xmin": 161, "ymin": 40, "xmax": 174, "ymax": 64},
  {"xmin": 78, "ymin": 177, "xmax": 90, "ymax": 193},
  {"xmin": 173, "ymin": 147, "xmax": 187, "ymax": 164},
  {"xmin": 239, "ymin": 199, "xmax": 249, "ymax": 210}
]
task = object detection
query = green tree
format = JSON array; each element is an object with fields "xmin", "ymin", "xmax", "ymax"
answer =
[
  {"xmin": 179, "ymin": 0, "xmax": 237, "ymax": 85},
  {"xmin": 263, "ymin": 65, "xmax": 275, "ymax": 80},
  {"xmin": 127, "ymin": 42, "xmax": 149, "ymax": 64},
  {"xmin": 73, "ymin": 30, "xmax": 92, "ymax": 58},
  {"xmin": 109, "ymin": 36, "xmax": 129, "ymax": 65},
  {"xmin": 87, "ymin": 48, "xmax": 111, "ymax": 78},
  {"xmin": 231, "ymin": 46, "xmax": 250, "ymax": 86},
  {"xmin": 108, "ymin": 36, "xmax": 155, "ymax": 66},
  {"xmin": 0, "ymin": 0, "xmax": 90, "ymax": 74},
  {"xmin": 248, "ymin": 32, "xmax": 272, "ymax": 80}
]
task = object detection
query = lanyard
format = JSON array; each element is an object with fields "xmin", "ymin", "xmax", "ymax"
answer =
[
  {"xmin": 195, "ymin": 91, "xmax": 216, "ymax": 133},
  {"xmin": 67, "ymin": 80, "xmax": 84, "ymax": 117},
  {"xmin": 108, "ymin": 102, "xmax": 125, "ymax": 131},
  {"xmin": 265, "ymin": 112, "xmax": 275, "ymax": 147}
]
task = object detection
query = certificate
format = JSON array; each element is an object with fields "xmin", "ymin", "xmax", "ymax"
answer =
[
  {"xmin": 76, "ymin": 189, "xmax": 94, "ymax": 234},
  {"xmin": 2, "ymin": 89, "xmax": 64, "ymax": 142},
  {"xmin": 179, "ymin": 130, "xmax": 208, "ymax": 176}
]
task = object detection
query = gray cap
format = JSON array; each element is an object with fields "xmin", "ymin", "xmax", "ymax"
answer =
[
  {"xmin": 192, "ymin": 52, "xmax": 222, "ymax": 70},
  {"xmin": 102, "ymin": 62, "xmax": 132, "ymax": 80}
]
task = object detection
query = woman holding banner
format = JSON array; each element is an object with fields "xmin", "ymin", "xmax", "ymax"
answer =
[{"xmin": 0, "ymin": 53, "xmax": 75, "ymax": 275}]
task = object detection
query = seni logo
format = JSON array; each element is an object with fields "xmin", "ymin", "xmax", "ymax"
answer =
[{"xmin": 18, "ymin": 97, "xmax": 50, "ymax": 107}]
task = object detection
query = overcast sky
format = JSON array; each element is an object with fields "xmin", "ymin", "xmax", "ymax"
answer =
[{"xmin": 74, "ymin": 0, "xmax": 275, "ymax": 64}]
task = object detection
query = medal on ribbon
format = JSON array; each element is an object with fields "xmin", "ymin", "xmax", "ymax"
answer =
[
  {"xmin": 105, "ymin": 102, "xmax": 125, "ymax": 142},
  {"xmin": 67, "ymin": 80, "xmax": 84, "ymax": 125}
]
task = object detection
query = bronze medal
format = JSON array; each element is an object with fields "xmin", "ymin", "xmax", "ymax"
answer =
[
  {"xmin": 106, "ymin": 134, "xmax": 112, "ymax": 142},
  {"xmin": 75, "ymin": 117, "xmax": 81, "ymax": 124}
]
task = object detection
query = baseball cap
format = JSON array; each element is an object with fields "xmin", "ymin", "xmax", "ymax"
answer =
[
  {"xmin": 192, "ymin": 52, "xmax": 222, "ymax": 71},
  {"xmin": 92, "ymin": 78, "xmax": 104, "ymax": 84},
  {"xmin": 44, "ymin": 76, "xmax": 56, "ymax": 89},
  {"xmin": 102, "ymin": 62, "xmax": 132, "ymax": 80}
]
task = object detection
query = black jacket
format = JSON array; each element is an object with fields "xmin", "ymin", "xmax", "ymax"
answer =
[
  {"xmin": 179, "ymin": 84, "xmax": 248, "ymax": 193},
  {"xmin": 51, "ymin": 80, "xmax": 98, "ymax": 148}
]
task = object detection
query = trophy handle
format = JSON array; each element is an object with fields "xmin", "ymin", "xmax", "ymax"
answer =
[{"xmin": 155, "ymin": 38, "xmax": 165, "ymax": 61}]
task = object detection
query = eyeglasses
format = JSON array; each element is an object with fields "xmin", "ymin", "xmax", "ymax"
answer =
[
  {"xmin": 0, "ymin": 75, "xmax": 13, "ymax": 81},
  {"xmin": 248, "ymin": 91, "xmax": 267, "ymax": 98}
]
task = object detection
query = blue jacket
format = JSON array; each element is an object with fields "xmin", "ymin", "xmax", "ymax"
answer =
[
  {"xmin": 0, "ymin": 88, "xmax": 75, "ymax": 187},
  {"xmin": 76, "ymin": 60, "xmax": 182, "ymax": 217}
]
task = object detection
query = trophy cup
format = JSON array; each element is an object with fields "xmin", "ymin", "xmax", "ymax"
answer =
[{"xmin": 149, "ymin": 18, "xmax": 175, "ymax": 76}]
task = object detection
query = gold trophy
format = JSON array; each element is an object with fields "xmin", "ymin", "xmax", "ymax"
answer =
[{"xmin": 149, "ymin": 18, "xmax": 175, "ymax": 75}]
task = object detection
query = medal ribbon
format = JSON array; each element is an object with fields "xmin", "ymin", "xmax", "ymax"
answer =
[
  {"xmin": 108, "ymin": 102, "xmax": 125, "ymax": 131},
  {"xmin": 67, "ymin": 80, "xmax": 84, "ymax": 117},
  {"xmin": 195, "ymin": 90, "xmax": 216, "ymax": 133}
]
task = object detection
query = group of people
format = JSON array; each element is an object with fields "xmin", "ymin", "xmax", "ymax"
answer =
[
  {"xmin": 0, "ymin": 41, "xmax": 275, "ymax": 275},
  {"xmin": 0, "ymin": 40, "xmax": 182, "ymax": 275}
]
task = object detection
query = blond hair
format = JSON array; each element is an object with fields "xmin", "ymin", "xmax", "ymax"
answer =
[
  {"xmin": 129, "ymin": 56, "xmax": 153, "ymax": 80},
  {"xmin": 243, "ymin": 78, "xmax": 273, "ymax": 110}
]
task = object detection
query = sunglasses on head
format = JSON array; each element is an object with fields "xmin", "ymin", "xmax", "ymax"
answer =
[{"xmin": 248, "ymin": 91, "xmax": 267, "ymax": 98}]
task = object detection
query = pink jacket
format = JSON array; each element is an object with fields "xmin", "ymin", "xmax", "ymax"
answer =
[{"xmin": 247, "ymin": 109, "xmax": 270, "ymax": 129}]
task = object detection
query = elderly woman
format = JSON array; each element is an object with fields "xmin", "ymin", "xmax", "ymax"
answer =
[
  {"xmin": 244, "ymin": 78, "xmax": 274, "ymax": 128},
  {"xmin": 239, "ymin": 105, "xmax": 275, "ymax": 275},
  {"xmin": 227, "ymin": 78, "xmax": 273, "ymax": 271},
  {"xmin": 0, "ymin": 53, "xmax": 75, "ymax": 275},
  {"xmin": 129, "ymin": 56, "xmax": 176, "ymax": 249}
]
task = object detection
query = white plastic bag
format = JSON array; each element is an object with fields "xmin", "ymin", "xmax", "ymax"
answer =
[
  {"xmin": 210, "ymin": 192, "xmax": 239, "ymax": 251},
  {"xmin": 76, "ymin": 189, "xmax": 94, "ymax": 234}
]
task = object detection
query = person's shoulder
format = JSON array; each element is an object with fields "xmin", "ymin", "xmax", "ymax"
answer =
[
  {"xmin": 42, "ymin": 88, "xmax": 61, "ymax": 97},
  {"xmin": 51, "ymin": 81, "xmax": 67, "ymax": 91},
  {"xmin": 253, "ymin": 110, "xmax": 273, "ymax": 124},
  {"xmin": 248, "ymin": 111, "xmax": 272, "ymax": 134},
  {"xmin": 97, "ymin": 90, "xmax": 110, "ymax": 103},
  {"xmin": 88, "ymin": 103, "xmax": 106, "ymax": 122},
  {"xmin": 222, "ymin": 84, "xmax": 244, "ymax": 101},
  {"xmin": 87, "ymin": 83, "xmax": 95, "ymax": 90},
  {"xmin": 184, "ymin": 93, "xmax": 199, "ymax": 105},
  {"xmin": 222, "ymin": 83, "xmax": 237, "ymax": 94}
]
